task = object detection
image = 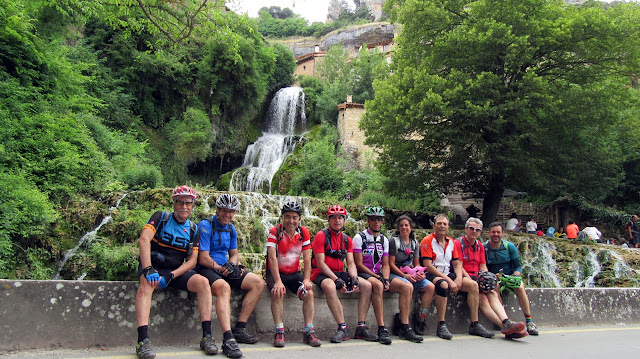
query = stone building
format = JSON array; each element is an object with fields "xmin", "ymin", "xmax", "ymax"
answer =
[
  {"xmin": 294, "ymin": 45, "xmax": 326, "ymax": 79},
  {"xmin": 337, "ymin": 96, "xmax": 372, "ymax": 169}
]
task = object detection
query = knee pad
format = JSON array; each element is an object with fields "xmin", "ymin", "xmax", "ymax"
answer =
[{"xmin": 435, "ymin": 279, "xmax": 449, "ymax": 297}]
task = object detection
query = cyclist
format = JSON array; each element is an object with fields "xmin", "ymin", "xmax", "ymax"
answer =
[
  {"xmin": 266, "ymin": 200, "xmax": 322, "ymax": 348},
  {"xmin": 455, "ymin": 218, "xmax": 527, "ymax": 339},
  {"xmin": 134, "ymin": 185, "xmax": 217, "ymax": 359},
  {"xmin": 353, "ymin": 207, "xmax": 405, "ymax": 344},
  {"xmin": 388, "ymin": 215, "xmax": 436, "ymax": 337},
  {"xmin": 420, "ymin": 214, "xmax": 494, "ymax": 340},
  {"xmin": 484, "ymin": 222, "xmax": 539, "ymax": 336},
  {"xmin": 197, "ymin": 194, "xmax": 266, "ymax": 358},
  {"xmin": 310, "ymin": 205, "xmax": 374, "ymax": 343}
]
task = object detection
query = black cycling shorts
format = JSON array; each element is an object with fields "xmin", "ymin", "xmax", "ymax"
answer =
[
  {"xmin": 197, "ymin": 267, "xmax": 249, "ymax": 290},
  {"xmin": 313, "ymin": 271, "xmax": 352, "ymax": 291},
  {"xmin": 266, "ymin": 271, "xmax": 304, "ymax": 294}
]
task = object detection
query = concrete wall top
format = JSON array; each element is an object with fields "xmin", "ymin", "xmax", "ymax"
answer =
[{"xmin": 1, "ymin": 280, "xmax": 639, "ymax": 351}]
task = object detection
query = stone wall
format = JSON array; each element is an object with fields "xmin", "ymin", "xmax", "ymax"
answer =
[
  {"xmin": 2, "ymin": 279, "xmax": 640, "ymax": 351},
  {"xmin": 337, "ymin": 101, "xmax": 371, "ymax": 169}
]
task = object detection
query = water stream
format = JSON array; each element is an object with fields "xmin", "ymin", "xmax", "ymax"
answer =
[
  {"xmin": 52, "ymin": 193, "xmax": 128, "ymax": 280},
  {"xmin": 230, "ymin": 87, "xmax": 306, "ymax": 194}
]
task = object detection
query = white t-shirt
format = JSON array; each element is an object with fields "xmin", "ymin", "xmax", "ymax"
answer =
[
  {"xmin": 526, "ymin": 220, "xmax": 537, "ymax": 232},
  {"xmin": 506, "ymin": 218, "xmax": 519, "ymax": 231},
  {"xmin": 583, "ymin": 227, "xmax": 601, "ymax": 240}
]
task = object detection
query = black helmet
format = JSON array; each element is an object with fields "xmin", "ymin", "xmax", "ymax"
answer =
[
  {"xmin": 477, "ymin": 270, "xmax": 498, "ymax": 292},
  {"xmin": 282, "ymin": 200, "xmax": 303, "ymax": 215}
]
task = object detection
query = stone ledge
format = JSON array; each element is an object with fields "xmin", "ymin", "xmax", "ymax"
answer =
[{"xmin": 1, "ymin": 280, "xmax": 639, "ymax": 350}]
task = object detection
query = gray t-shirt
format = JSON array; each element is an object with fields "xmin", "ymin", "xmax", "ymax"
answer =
[{"xmin": 388, "ymin": 236, "xmax": 419, "ymax": 267}]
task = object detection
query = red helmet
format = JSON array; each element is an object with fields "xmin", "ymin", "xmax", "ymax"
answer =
[
  {"xmin": 172, "ymin": 185, "xmax": 197, "ymax": 200},
  {"xmin": 327, "ymin": 205, "xmax": 347, "ymax": 218}
]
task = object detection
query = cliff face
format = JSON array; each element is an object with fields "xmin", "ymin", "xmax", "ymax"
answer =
[{"xmin": 275, "ymin": 22, "xmax": 398, "ymax": 57}]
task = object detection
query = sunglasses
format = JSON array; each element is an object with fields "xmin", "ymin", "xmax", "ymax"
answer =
[
  {"xmin": 175, "ymin": 200, "xmax": 194, "ymax": 207},
  {"xmin": 467, "ymin": 227, "xmax": 482, "ymax": 232}
]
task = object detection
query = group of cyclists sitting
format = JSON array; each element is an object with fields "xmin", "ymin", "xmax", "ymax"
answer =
[{"xmin": 134, "ymin": 186, "xmax": 538, "ymax": 359}]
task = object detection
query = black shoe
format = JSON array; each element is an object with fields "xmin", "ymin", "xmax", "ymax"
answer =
[
  {"xmin": 200, "ymin": 334, "xmax": 218, "ymax": 355},
  {"xmin": 222, "ymin": 338, "xmax": 243, "ymax": 358},
  {"xmin": 330, "ymin": 326, "xmax": 350, "ymax": 343},
  {"xmin": 303, "ymin": 330, "xmax": 322, "ymax": 347},
  {"xmin": 469, "ymin": 323, "xmax": 495, "ymax": 338},
  {"xmin": 436, "ymin": 322, "xmax": 453, "ymax": 340},
  {"xmin": 232, "ymin": 327, "xmax": 259, "ymax": 344},
  {"xmin": 412, "ymin": 311, "xmax": 426, "ymax": 335},
  {"xmin": 136, "ymin": 338, "xmax": 156, "ymax": 359},
  {"xmin": 392, "ymin": 313, "xmax": 401, "ymax": 336},
  {"xmin": 354, "ymin": 325, "xmax": 378, "ymax": 341},
  {"xmin": 377, "ymin": 327, "xmax": 392, "ymax": 345},
  {"xmin": 399, "ymin": 327, "xmax": 423, "ymax": 343}
]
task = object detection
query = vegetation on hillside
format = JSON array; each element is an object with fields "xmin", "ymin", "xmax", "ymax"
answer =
[{"xmin": 256, "ymin": 2, "xmax": 376, "ymax": 38}]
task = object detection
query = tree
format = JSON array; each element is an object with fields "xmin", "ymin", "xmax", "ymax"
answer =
[
  {"xmin": 314, "ymin": 45, "xmax": 388, "ymax": 122},
  {"xmin": 363, "ymin": 0, "xmax": 640, "ymax": 224}
]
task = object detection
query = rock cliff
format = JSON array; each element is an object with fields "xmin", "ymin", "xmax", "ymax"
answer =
[{"xmin": 274, "ymin": 22, "xmax": 398, "ymax": 57}]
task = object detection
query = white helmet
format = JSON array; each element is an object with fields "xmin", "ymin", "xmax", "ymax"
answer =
[{"xmin": 216, "ymin": 194, "xmax": 239, "ymax": 211}]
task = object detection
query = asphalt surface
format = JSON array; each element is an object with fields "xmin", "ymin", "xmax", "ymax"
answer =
[{"xmin": 2, "ymin": 325, "xmax": 640, "ymax": 359}]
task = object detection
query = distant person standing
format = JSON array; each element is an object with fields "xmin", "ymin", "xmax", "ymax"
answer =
[
  {"xmin": 466, "ymin": 204, "xmax": 480, "ymax": 219},
  {"xmin": 506, "ymin": 213, "xmax": 521, "ymax": 233},
  {"xmin": 626, "ymin": 215, "xmax": 640, "ymax": 248},
  {"xmin": 526, "ymin": 218, "xmax": 537, "ymax": 234},
  {"xmin": 566, "ymin": 220, "xmax": 580, "ymax": 240}
]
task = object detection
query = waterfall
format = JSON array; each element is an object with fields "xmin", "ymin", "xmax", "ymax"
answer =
[
  {"xmin": 52, "ymin": 193, "xmax": 127, "ymax": 280},
  {"xmin": 574, "ymin": 249, "xmax": 601, "ymax": 287},
  {"xmin": 522, "ymin": 239, "xmax": 562, "ymax": 287},
  {"xmin": 230, "ymin": 87, "xmax": 306, "ymax": 194}
]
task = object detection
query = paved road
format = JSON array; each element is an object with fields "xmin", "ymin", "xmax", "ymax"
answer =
[{"xmin": 3, "ymin": 325, "xmax": 640, "ymax": 359}]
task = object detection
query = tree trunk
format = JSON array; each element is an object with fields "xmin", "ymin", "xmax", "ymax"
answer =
[{"xmin": 481, "ymin": 181, "xmax": 505, "ymax": 227}]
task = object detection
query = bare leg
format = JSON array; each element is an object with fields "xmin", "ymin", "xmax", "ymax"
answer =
[
  {"xmin": 461, "ymin": 277, "xmax": 479, "ymax": 322},
  {"xmin": 321, "ymin": 278, "xmax": 345, "ymax": 324},
  {"xmin": 238, "ymin": 273, "xmax": 266, "ymax": 323},
  {"xmin": 187, "ymin": 274, "xmax": 213, "ymax": 322},
  {"xmin": 357, "ymin": 277, "xmax": 373, "ymax": 323},
  {"xmin": 368, "ymin": 277, "xmax": 385, "ymax": 326},
  {"xmin": 211, "ymin": 280, "xmax": 232, "ymax": 332},
  {"xmin": 302, "ymin": 289, "xmax": 315, "ymax": 326},
  {"xmin": 135, "ymin": 275, "xmax": 154, "ymax": 327},
  {"xmin": 390, "ymin": 278, "xmax": 413, "ymax": 324}
]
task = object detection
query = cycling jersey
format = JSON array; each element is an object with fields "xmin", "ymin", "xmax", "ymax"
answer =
[
  {"xmin": 310, "ymin": 228, "xmax": 353, "ymax": 281},
  {"xmin": 266, "ymin": 224, "xmax": 311, "ymax": 274},
  {"xmin": 143, "ymin": 211, "xmax": 200, "ymax": 269},
  {"xmin": 483, "ymin": 239, "xmax": 522, "ymax": 275},
  {"xmin": 197, "ymin": 215, "xmax": 237, "ymax": 266},
  {"xmin": 455, "ymin": 236, "xmax": 486, "ymax": 277},
  {"xmin": 352, "ymin": 229, "xmax": 388, "ymax": 274},
  {"xmin": 419, "ymin": 233, "xmax": 459, "ymax": 275}
]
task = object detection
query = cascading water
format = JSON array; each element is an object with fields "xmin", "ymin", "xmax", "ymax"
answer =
[
  {"xmin": 574, "ymin": 249, "xmax": 601, "ymax": 287},
  {"xmin": 52, "ymin": 193, "xmax": 127, "ymax": 280},
  {"xmin": 230, "ymin": 87, "xmax": 306, "ymax": 194}
]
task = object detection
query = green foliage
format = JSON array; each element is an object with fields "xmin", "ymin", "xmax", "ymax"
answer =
[
  {"xmin": 256, "ymin": 3, "xmax": 375, "ymax": 39},
  {"xmin": 289, "ymin": 126, "xmax": 345, "ymax": 197},
  {"xmin": 121, "ymin": 165, "xmax": 164, "ymax": 190},
  {"xmin": 314, "ymin": 45, "xmax": 389, "ymax": 123},
  {"xmin": 89, "ymin": 241, "xmax": 138, "ymax": 280},
  {"xmin": 365, "ymin": 0, "xmax": 640, "ymax": 221}
]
